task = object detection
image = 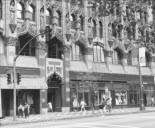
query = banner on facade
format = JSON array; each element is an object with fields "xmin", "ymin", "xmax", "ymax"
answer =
[
  {"xmin": 139, "ymin": 47, "xmax": 146, "ymax": 67},
  {"xmin": 46, "ymin": 58, "xmax": 63, "ymax": 78}
]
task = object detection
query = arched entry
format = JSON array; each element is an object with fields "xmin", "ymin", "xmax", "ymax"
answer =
[{"xmin": 47, "ymin": 72, "xmax": 62, "ymax": 112}]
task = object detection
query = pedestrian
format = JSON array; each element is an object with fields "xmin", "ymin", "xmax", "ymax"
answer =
[
  {"xmin": 18, "ymin": 103, "xmax": 24, "ymax": 118},
  {"xmin": 80, "ymin": 99, "xmax": 86, "ymax": 112},
  {"xmin": 106, "ymin": 97, "xmax": 112, "ymax": 112},
  {"xmin": 24, "ymin": 102, "xmax": 30, "ymax": 118},
  {"xmin": 151, "ymin": 96, "xmax": 155, "ymax": 106},
  {"xmin": 48, "ymin": 102, "xmax": 53, "ymax": 112},
  {"xmin": 101, "ymin": 94, "xmax": 107, "ymax": 113},
  {"xmin": 73, "ymin": 97, "xmax": 79, "ymax": 112}
]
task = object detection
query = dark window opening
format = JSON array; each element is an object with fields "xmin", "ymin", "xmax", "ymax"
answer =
[
  {"xmin": 57, "ymin": 11, "xmax": 62, "ymax": 27},
  {"xmin": 93, "ymin": 20, "xmax": 97, "ymax": 37},
  {"xmin": 99, "ymin": 21, "xmax": 103, "ymax": 38},
  {"xmin": 17, "ymin": 34, "xmax": 36, "ymax": 56},
  {"xmin": 0, "ymin": 0, "xmax": 2, "ymax": 19},
  {"xmin": 48, "ymin": 38, "xmax": 63, "ymax": 59}
]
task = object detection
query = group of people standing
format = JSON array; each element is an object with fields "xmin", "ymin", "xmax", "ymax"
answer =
[
  {"xmin": 73, "ymin": 98, "xmax": 87, "ymax": 112},
  {"xmin": 17, "ymin": 102, "xmax": 30, "ymax": 118},
  {"xmin": 72, "ymin": 93, "xmax": 112, "ymax": 113}
]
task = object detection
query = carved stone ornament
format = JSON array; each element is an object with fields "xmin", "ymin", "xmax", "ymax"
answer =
[
  {"xmin": 17, "ymin": 21, "xmax": 37, "ymax": 37},
  {"xmin": 7, "ymin": 37, "xmax": 18, "ymax": 46},
  {"xmin": 9, "ymin": 24, "xmax": 17, "ymax": 33}
]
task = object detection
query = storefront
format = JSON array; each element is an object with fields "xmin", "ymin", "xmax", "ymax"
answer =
[
  {"xmin": 69, "ymin": 71, "xmax": 154, "ymax": 110},
  {"xmin": 0, "ymin": 66, "xmax": 47, "ymax": 117},
  {"xmin": 2, "ymin": 89, "xmax": 40, "ymax": 116}
]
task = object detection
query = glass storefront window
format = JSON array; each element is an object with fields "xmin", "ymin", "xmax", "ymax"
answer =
[
  {"xmin": 128, "ymin": 91, "xmax": 139, "ymax": 106},
  {"xmin": 115, "ymin": 90, "xmax": 127, "ymax": 105}
]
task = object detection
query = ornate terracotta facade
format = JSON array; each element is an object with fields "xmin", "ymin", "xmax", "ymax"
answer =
[{"xmin": 0, "ymin": 0, "xmax": 155, "ymax": 117}]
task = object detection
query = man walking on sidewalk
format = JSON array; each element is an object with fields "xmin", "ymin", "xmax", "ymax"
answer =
[{"xmin": 80, "ymin": 99, "xmax": 86, "ymax": 112}]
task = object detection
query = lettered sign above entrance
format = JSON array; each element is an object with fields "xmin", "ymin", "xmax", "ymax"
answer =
[{"xmin": 46, "ymin": 58, "xmax": 63, "ymax": 78}]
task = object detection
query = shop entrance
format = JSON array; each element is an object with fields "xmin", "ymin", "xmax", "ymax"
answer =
[
  {"xmin": 2, "ymin": 90, "xmax": 13, "ymax": 117},
  {"xmin": 47, "ymin": 72, "xmax": 62, "ymax": 112}
]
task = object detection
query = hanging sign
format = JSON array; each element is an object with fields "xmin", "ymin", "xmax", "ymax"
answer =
[
  {"xmin": 139, "ymin": 47, "xmax": 146, "ymax": 67},
  {"xmin": 46, "ymin": 58, "xmax": 63, "ymax": 78}
]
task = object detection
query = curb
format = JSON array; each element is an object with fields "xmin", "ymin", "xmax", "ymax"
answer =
[{"xmin": 1, "ymin": 110, "xmax": 155, "ymax": 126}]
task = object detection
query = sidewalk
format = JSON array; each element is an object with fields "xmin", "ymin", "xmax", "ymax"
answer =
[{"xmin": 1, "ymin": 107, "xmax": 155, "ymax": 126}]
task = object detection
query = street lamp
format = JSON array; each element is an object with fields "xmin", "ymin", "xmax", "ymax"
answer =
[{"xmin": 13, "ymin": 29, "xmax": 49, "ymax": 121}]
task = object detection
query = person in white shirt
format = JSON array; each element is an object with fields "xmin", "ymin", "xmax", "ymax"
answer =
[
  {"xmin": 48, "ymin": 102, "xmax": 53, "ymax": 112},
  {"xmin": 80, "ymin": 99, "xmax": 86, "ymax": 112}
]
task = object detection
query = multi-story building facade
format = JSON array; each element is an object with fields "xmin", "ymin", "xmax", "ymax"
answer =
[{"xmin": 0, "ymin": 0, "xmax": 155, "ymax": 117}]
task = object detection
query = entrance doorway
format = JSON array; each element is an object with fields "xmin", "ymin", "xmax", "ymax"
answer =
[
  {"xmin": 2, "ymin": 90, "xmax": 13, "ymax": 117},
  {"xmin": 47, "ymin": 72, "xmax": 62, "ymax": 112}
]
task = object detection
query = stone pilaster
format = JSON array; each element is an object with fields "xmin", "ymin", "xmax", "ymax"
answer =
[
  {"xmin": 6, "ymin": 37, "xmax": 17, "ymax": 66},
  {"xmin": 61, "ymin": 45, "xmax": 70, "ymax": 112},
  {"xmin": 40, "ymin": 89, "xmax": 47, "ymax": 114},
  {"xmin": 122, "ymin": 52, "xmax": 128, "ymax": 66},
  {"xmin": 0, "ymin": 89, "xmax": 2, "ymax": 117},
  {"xmin": 84, "ymin": 47, "xmax": 93, "ymax": 70},
  {"xmin": 105, "ymin": 50, "xmax": 113, "ymax": 71}
]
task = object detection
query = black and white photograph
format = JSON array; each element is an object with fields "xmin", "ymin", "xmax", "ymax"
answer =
[{"xmin": 0, "ymin": 0, "xmax": 155, "ymax": 128}]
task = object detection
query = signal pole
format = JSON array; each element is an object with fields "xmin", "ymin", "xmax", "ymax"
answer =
[{"xmin": 12, "ymin": 30, "xmax": 48, "ymax": 121}]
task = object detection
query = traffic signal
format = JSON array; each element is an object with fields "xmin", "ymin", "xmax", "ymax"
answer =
[
  {"xmin": 17, "ymin": 73, "xmax": 21, "ymax": 85},
  {"xmin": 45, "ymin": 26, "xmax": 52, "ymax": 42},
  {"xmin": 7, "ymin": 73, "xmax": 11, "ymax": 84}
]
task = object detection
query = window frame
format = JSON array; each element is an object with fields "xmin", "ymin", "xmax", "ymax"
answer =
[
  {"xmin": 17, "ymin": 36, "xmax": 36, "ymax": 56},
  {"xmin": 28, "ymin": 4, "xmax": 35, "ymax": 21},
  {"xmin": 17, "ymin": 2, "xmax": 24, "ymax": 20},
  {"xmin": 93, "ymin": 44, "xmax": 105, "ymax": 63}
]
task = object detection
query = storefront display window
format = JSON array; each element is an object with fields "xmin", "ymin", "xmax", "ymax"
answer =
[{"xmin": 115, "ymin": 90, "xmax": 127, "ymax": 105}]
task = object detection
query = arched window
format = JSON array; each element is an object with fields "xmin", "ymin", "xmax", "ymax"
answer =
[
  {"xmin": 17, "ymin": 3, "xmax": 24, "ymax": 19},
  {"xmin": 71, "ymin": 14, "xmax": 76, "ymax": 29},
  {"xmin": 93, "ymin": 44, "xmax": 104, "ymax": 62},
  {"xmin": 45, "ymin": 9, "xmax": 51, "ymax": 25},
  {"xmin": 112, "ymin": 48, "xmax": 123, "ymax": 64},
  {"xmin": 28, "ymin": 5, "xmax": 35, "ymax": 21},
  {"xmin": 0, "ymin": 0, "xmax": 2, "ymax": 19},
  {"xmin": 92, "ymin": 20, "xmax": 97, "ymax": 37},
  {"xmin": 80, "ymin": 15, "xmax": 84, "ymax": 31},
  {"xmin": 99, "ymin": 21, "xmax": 103, "ymax": 38},
  {"xmin": 72, "ymin": 43, "xmax": 82, "ymax": 61},
  {"xmin": 127, "ymin": 51, "xmax": 132, "ymax": 65},
  {"xmin": 57, "ymin": 11, "xmax": 61, "ymax": 27}
]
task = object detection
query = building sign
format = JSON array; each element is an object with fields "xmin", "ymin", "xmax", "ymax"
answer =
[
  {"xmin": 139, "ymin": 47, "xmax": 146, "ymax": 67},
  {"xmin": 46, "ymin": 58, "xmax": 63, "ymax": 78}
]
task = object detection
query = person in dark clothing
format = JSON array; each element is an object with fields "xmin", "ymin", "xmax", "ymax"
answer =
[{"xmin": 24, "ymin": 102, "xmax": 30, "ymax": 118}]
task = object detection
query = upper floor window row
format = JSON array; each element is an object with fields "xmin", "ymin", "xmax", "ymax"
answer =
[
  {"xmin": 0, "ymin": 0, "xmax": 2, "ymax": 19},
  {"xmin": 45, "ymin": 9, "xmax": 62, "ymax": 27},
  {"xmin": 17, "ymin": 2, "xmax": 35, "ymax": 21}
]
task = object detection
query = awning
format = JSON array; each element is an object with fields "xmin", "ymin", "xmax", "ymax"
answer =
[{"xmin": 0, "ymin": 77, "xmax": 47, "ymax": 89}]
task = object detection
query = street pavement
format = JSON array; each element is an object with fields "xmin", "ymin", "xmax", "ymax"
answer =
[{"xmin": 1, "ymin": 112, "xmax": 155, "ymax": 128}]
